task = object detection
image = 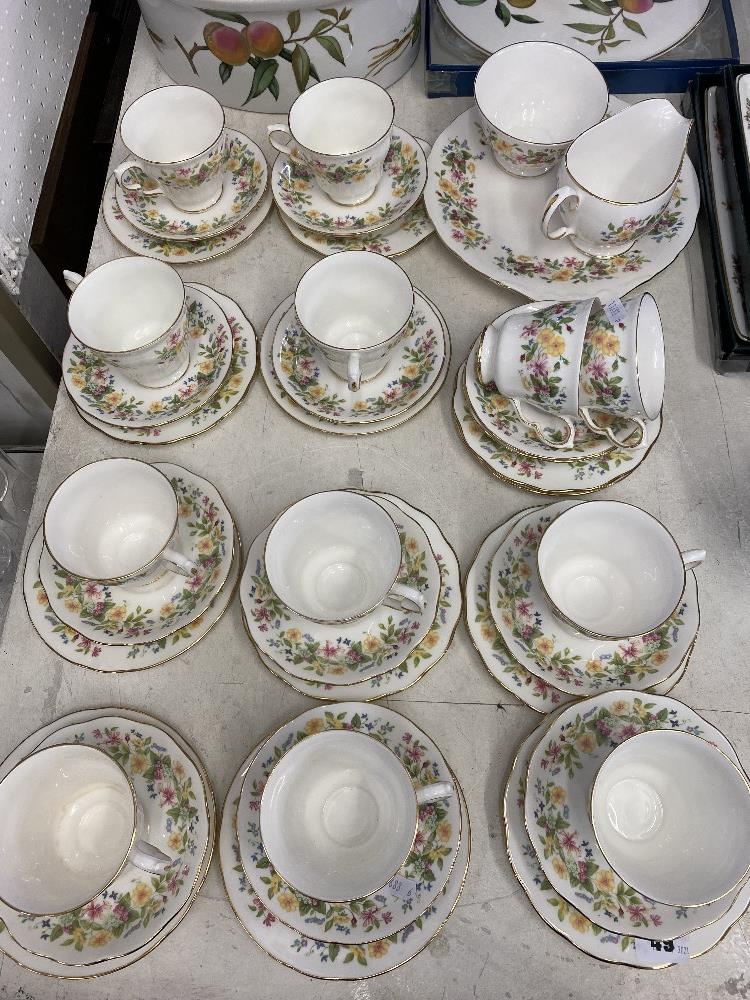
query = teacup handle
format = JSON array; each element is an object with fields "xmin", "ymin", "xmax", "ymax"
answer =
[
  {"xmin": 579, "ymin": 408, "xmax": 646, "ymax": 451},
  {"xmin": 347, "ymin": 353, "xmax": 361, "ymax": 393},
  {"xmin": 510, "ymin": 398, "xmax": 575, "ymax": 450},
  {"xmin": 162, "ymin": 547, "xmax": 199, "ymax": 578},
  {"xmin": 415, "ymin": 780, "xmax": 453, "ymax": 806},
  {"xmin": 114, "ymin": 159, "xmax": 164, "ymax": 196},
  {"xmin": 682, "ymin": 548, "xmax": 706, "ymax": 571},
  {"xmin": 541, "ymin": 186, "xmax": 580, "ymax": 241},
  {"xmin": 62, "ymin": 269, "xmax": 83, "ymax": 292},
  {"xmin": 267, "ymin": 124, "xmax": 296, "ymax": 159},
  {"xmin": 383, "ymin": 582, "xmax": 426, "ymax": 615},
  {"xmin": 131, "ymin": 838, "xmax": 173, "ymax": 875}
]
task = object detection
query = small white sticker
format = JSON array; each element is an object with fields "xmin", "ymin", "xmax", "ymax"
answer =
[
  {"xmin": 634, "ymin": 937, "xmax": 689, "ymax": 964},
  {"xmin": 603, "ymin": 298, "xmax": 627, "ymax": 325},
  {"xmin": 388, "ymin": 875, "xmax": 419, "ymax": 901}
]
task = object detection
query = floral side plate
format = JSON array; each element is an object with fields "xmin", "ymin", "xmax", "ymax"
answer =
[
  {"xmin": 261, "ymin": 293, "xmax": 451, "ymax": 437},
  {"xmin": 0, "ymin": 707, "xmax": 214, "ymax": 979},
  {"xmin": 241, "ymin": 497, "xmax": 440, "ymax": 685},
  {"xmin": 24, "ymin": 521, "xmax": 240, "ymax": 672},
  {"xmin": 103, "ymin": 173, "xmax": 272, "ymax": 264},
  {"xmin": 220, "ymin": 708, "xmax": 470, "ymax": 979},
  {"xmin": 706, "ymin": 86, "xmax": 749, "ymax": 341},
  {"xmin": 424, "ymin": 99, "xmax": 699, "ymax": 301},
  {"xmin": 272, "ymin": 301, "xmax": 446, "ymax": 426},
  {"xmin": 490, "ymin": 501, "xmax": 699, "ymax": 696},
  {"xmin": 63, "ymin": 287, "xmax": 232, "ymax": 428},
  {"xmin": 436, "ymin": 0, "xmax": 709, "ymax": 63},
  {"xmin": 505, "ymin": 708, "xmax": 750, "ymax": 967},
  {"xmin": 525, "ymin": 691, "xmax": 743, "ymax": 940},
  {"xmin": 235, "ymin": 703, "xmax": 461, "ymax": 944},
  {"xmin": 280, "ymin": 198, "xmax": 433, "ymax": 257},
  {"xmin": 0, "ymin": 717, "xmax": 209, "ymax": 966},
  {"xmin": 75, "ymin": 284, "xmax": 256, "ymax": 445},
  {"xmin": 272, "ymin": 127, "xmax": 428, "ymax": 237},
  {"xmin": 40, "ymin": 466, "xmax": 234, "ymax": 646},
  {"xmin": 115, "ymin": 129, "xmax": 268, "ymax": 241},
  {"xmin": 454, "ymin": 364, "xmax": 660, "ymax": 495}
]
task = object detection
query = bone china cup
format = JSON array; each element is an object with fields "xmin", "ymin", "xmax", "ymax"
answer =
[
  {"xmin": 259, "ymin": 730, "xmax": 453, "ymax": 902},
  {"xmin": 268, "ymin": 77, "xmax": 395, "ymax": 205},
  {"xmin": 64, "ymin": 258, "xmax": 189, "ymax": 389},
  {"xmin": 591, "ymin": 730, "xmax": 750, "ymax": 907},
  {"xmin": 294, "ymin": 251, "xmax": 414, "ymax": 392},
  {"xmin": 114, "ymin": 85, "xmax": 227, "ymax": 212},
  {"xmin": 44, "ymin": 458, "xmax": 198, "ymax": 585},
  {"xmin": 264, "ymin": 490, "xmax": 426, "ymax": 623},
  {"xmin": 0, "ymin": 744, "xmax": 172, "ymax": 915},
  {"xmin": 536, "ymin": 500, "xmax": 705, "ymax": 640},
  {"xmin": 474, "ymin": 41, "xmax": 608, "ymax": 178}
]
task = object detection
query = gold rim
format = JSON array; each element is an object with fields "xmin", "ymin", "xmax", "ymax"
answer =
[
  {"xmin": 285, "ymin": 79, "xmax": 396, "ymax": 158},
  {"xmin": 120, "ymin": 84, "xmax": 226, "ymax": 166}
]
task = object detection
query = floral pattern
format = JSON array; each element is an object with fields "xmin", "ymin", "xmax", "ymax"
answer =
[
  {"xmin": 433, "ymin": 137, "xmax": 489, "ymax": 251},
  {"xmin": 580, "ymin": 312, "xmax": 631, "ymax": 413},
  {"xmin": 367, "ymin": 10, "xmax": 421, "ymax": 78},
  {"xmin": 309, "ymin": 155, "xmax": 373, "ymax": 188},
  {"xmin": 484, "ymin": 126, "xmax": 559, "ymax": 173},
  {"xmin": 157, "ymin": 142, "xmax": 225, "ymax": 190},
  {"xmin": 599, "ymin": 200, "xmax": 684, "ymax": 247},
  {"xmin": 289, "ymin": 200, "xmax": 433, "ymax": 257},
  {"xmin": 493, "ymin": 244, "xmax": 650, "ymax": 284},
  {"xmin": 512, "ymin": 302, "xmax": 581, "ymax": 414}
]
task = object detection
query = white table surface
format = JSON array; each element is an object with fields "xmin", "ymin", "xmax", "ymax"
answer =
[{"xmin": 1, "ymin": 10, "xmax": 750, "ymax": 998}]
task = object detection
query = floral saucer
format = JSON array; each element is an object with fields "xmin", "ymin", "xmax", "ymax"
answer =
[
  {"xmin": 75, "ymin": 284, "xmax": 256, "ymax": 445},
  {"xmin": 525, "ymin": 691, "xmax": 743, "ymax": 941},
  {"xmin": 103, "ymin": 173, "xmax": 273, "ymax": 264},
  {"xmin": 0, "ymin": 716, "xmax": 210, "ymax": 967},
  {"xmin": 272, "ymin": 299, "xmax": 446, "ymax": 426},
  {"xmin": 115, "ymin": 129, "xmax": 268, "ymax": 241},
  {"xmin": 247, "ymin": 491, "xmax": 461, "ymax": 701},
  {"xmin": 0, "ymin": 707, "xmax": 214, "ymax": 978},
  {"xmin": 235, "ymin": 702, "xmax": 461, "ymax": 944},
  {"xmin": 220, "ymin": 707, "xmax": 470, "ymax": 979},
  {"xmin": 272, "ymin": 127, "xmax": 428, "ymax": 237},
  {"xmin": 505, "ymin": 709, "xmax": 750, "ymax": 968},
  {"xmin": 242, "ymin": 496, "xmax": 440, "ymax": 685},
  {"xmin": 490, "ymin": 502, "xmax": 699, "ymax": 696},
  {"xmin": 466, "ymin": 510, "xmax": 692, "ymax": 714},
  {"xmin": 454, "ymin": 364, "xmax": 661, "ymax": 495},
  {"xmin": 64, "ymin": 287, "xmax": 232, "ymax": 428},
  {"xmin": 24, "ymin": 525, "xmax": 241, "ymax": 672},
  {"xmin": 40, "ymin": 465, "xmax": 234, "ymax": 645},
  {"xmin": 424, "ymin": 99, "xmax": 699, "ymax": 300},
  {"xmin": 261, "ymin": 294, "xmax": 450, "ymax": 436}
]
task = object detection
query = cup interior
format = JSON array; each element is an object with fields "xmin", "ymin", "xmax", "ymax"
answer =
[
  {"xmin": 260, "ymin": 730, "xmax": 417, "ymax": 901},
  {"xmin": 288, "ymin": 78, "xmax": 393, "ymax": 155},
  {"xmin": 121, "ymin": 85, "xmax": 224, "ymax": 164},
  {"xmin": 0, "ymin": 744, "xmax": 135, "ymax": 914},
  {"xmin": 536, "ymin": 501, "xmax": 686, "ymax": 638},
  {"xmin": 45, "ymin": 459, "xmax": 178, "ymax": 580},
  {"xmin": 475, "ymin": 41, "xmax": 608, "ymax": 145},
  {"xmin": 633, "ymin": 293, "xmax": 665, "ymax": 419},
  {"xmin": 265, "ymin": 491, "xmax": 402, "ymax": 621},
  {"xmin": 68, "ymin": 258, "xmax": 184, "ymax": 354},
  {"xmin": 591, "ymin": 730, "xmax": 750, "ymax": 906},
  {"xmin": 295, "ymin": 252, "xmax": 413, "ymax": 352}
]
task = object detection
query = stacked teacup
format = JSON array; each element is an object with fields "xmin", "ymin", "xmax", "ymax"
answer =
[{"xmin": 26, "ymin": 458, "xmax": 239, "ymax": 670}]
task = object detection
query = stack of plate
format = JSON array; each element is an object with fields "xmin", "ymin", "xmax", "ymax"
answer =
[
  {"xmin": 0, "ymin": 707, "xmax": 214, "ymax": 978},
  {"xmin": 24, "ymin": 462, "xmax": 241, "ymax": 672},
  {"xmin": 465, "ymin": 502, "xmax": 699, "ymax": 713},
  {"xmin": 66, "ymin": 284, "xmax": 256, "ymax": 446},
  {"xmin": 220, "ymin": 701, "xmax": 469, "ymax": 979},
  {"xmin": 240, "ymin": 491, "xmax": 461, "ymax": 701},
  {"xmin": 273, "ymin": 131, "xmax": 434, "ymax": 259},
  {"xmin": 504, "ymin": 691, "xmax": 750, "ymax": 968}
]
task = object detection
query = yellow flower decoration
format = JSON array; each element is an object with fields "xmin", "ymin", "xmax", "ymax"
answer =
[
  {"xmin": 533, "ymin": 636, "xmax": 555, "ymax": 657},
  {"xmin": 367, "ymin": 939, "xmax": 390, "ymax": 958},
  {"xmin": 304, "ymin": 718, "xmax": 325, "ymax": 735},
  {"xmin": 576, "ymin": 732, "xmax": 596, "ymax": 754},
  {"xmin": 568, "ymin": 911, "xmax": 591, "ymax": 934},
  {"xmin": 285, "ymin": 627, "xmax": 302, "ymax": 643},
  {"xmin": 131, "ymin": 882, "xmax": 154, "ymax": 908},
  {"xmin": 594, "ymin": 869, "xmax": 616, "ymax": 894},
  {"xmin": 90, "ymin": 929, "xmax": 112, "ymax": 948},
  {"xmin": 549, "ymin": 785, "xmax": 566, "ymax": 807},
  {"xmin": 277, "ymin": 891, "xmax": 298, "ymax": 913},
  {"xmin": 436, "ymin": 819, "xmax": 452, "ymax": 843},
  {"xmin": 168, "ymin": 831, "xmax": 183, "ymax": 852}
]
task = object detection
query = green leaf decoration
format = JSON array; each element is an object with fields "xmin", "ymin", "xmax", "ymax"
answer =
[
  {"xmin": 310, "ymin": 18, "xmax": 333, "ymax": 35},
  {"xmin": 314, "ymin": 34, "xmax": 345, "ymax": 63},
  {"xmin": 244, "ymin": 59, "xmax": 279, "ymax": 104},
  {"xmin": 565, "ymin": 21, "xmax": 606, "ymax": 32},
  {"xmin": 579, "ymin": 0, "xmax": 615, "ymax": 14},
  {"xmin": 291, "ymin": 43, "xmax": 311, "ymax": 91},
  {"xmin": 309, "ymin": 60, "xmax": 321, "ymax": 82},
  {"xmin": 287, "ymin": 9, "xmax": 301, "ymax": 31},
  {"xmin": 622, "ymin": 15, "xmax": 646, "ymax": 35},
  {"xmin": 218, "ymin": 61, "xmax": 233, "ymax": 84},
  {"xmin": 269, "ymin": 76, "xmax": 280, "ymax": 101},
  {"xmin": 495, "ymin": 1, "xmax": 511, "ymax": 26},
  {"xmin": 511, "ymin": 13, "xmax": 541, "ymax": 22},
  {"xmin": 199, "ymin": 8, "xmax": 249, "ymax": 25},
  {"xmin": 319, "ymin": 7, "xmax": 342, "ymax": 15}
]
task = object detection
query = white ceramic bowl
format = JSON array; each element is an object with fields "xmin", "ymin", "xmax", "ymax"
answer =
[
  {"xmin": 591, "ymin": 729, "xmax": 750, "ymax": 907},
  {"xmin": 536, "ymin": 500, "xmax": 705, "ymax": 639}
]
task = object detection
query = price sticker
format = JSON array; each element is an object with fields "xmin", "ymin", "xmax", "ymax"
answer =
[
  {"xmin": 634, "ymin": 937, "xmax": 690, "ymax": 964},
  {"xmin": 603, "ymin": 298, "xmax": 627, "ymax": 325},
  {"xmin": 388, "ymin": 875, "xmax": 418, "ymax": 902}
]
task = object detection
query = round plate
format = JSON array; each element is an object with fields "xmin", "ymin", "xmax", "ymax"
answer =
[
  {"xmin": 424, "ymin": 100, "xmax": 700, "ymax": 301},
  {"xmin": 115, "ymin": 128, "xmax": 268, "ymax": 241},
  {"xmin": 272, "ymin": 127, "xmax": 427, "ymax": 236},
  {"xmin": 279, "ymin": 198, "xmax": 434, "ymax": 257}
]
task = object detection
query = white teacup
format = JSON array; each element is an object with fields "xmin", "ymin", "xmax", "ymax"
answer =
[
  {"xmin": 44, "ymin": 458, "xmax": 198, "ymax": 585},
  {"xmin": 268, "ymin": 77, "xmax": 394, "ymax": 205},
  {"xmin": 64, "ymin": 258, "xmax": 189, "ymax": 389},
  {"xmin": 0, "ymin": 744, "xmax": 172, "ymax": 915},
  {"xmin": 591, "ymin": 730, "xmax": 750, "ymax": 907},
  {"xmin": 114, "ymin": 85, "xmax": 227, "ymax": 212},
  {"xmin": 259, "ymin": 730, "xmax": 453, "ymax": 902},
  {"xmin": 295, "ymin": 251, "xmax": 414, "ymax": 392},
  {"xmin": 264, "ymin": 490, "xmax": 426, "ymax": 623},
  {"xmin": 536, "ymin": 500, "xmax": 705, "ymax": 640},
  {"xmin": 474, "ymin": 41, "xmax": 608, "ymax": 178}
]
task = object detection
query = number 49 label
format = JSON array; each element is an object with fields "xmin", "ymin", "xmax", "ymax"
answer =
[{"xmin": 634, "ymin": 937, "xmax": 690, "ymax": 964}]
